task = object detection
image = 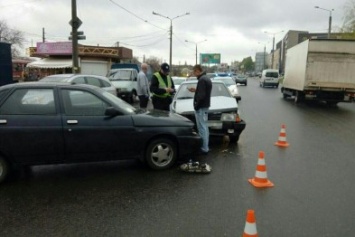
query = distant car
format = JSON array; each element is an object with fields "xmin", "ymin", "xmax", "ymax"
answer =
[
  {"xmin": 172, "ymin": 77, "xmax": 186, "ymax": 91},
  {"xmin": 234, "ymin": 74, "xmax": 248, "ymax": 86},
  {"xmin": 206, "ymin": 73, "xmax": 217, "ymax": 79},
  {"xmin": 171, "ymin": 80, "xmax": 246, "ymax": 143},
  {"xmin": 0, "ymin": 82, "xmax": 201, "ymax": 183},
  {"xmin": 260, "ymin": 69, "xmax": 279, "ymax": 88},
  {"xmin": 40, "ymin": 74, "xmax": 117, "ymax": 96},
  {"xmin": 186, "ymin": 76, "xmax": 197, "ymax": 81},
  {"xmin": 213, "ymin": 76, "xmax": 241, "ymax": 101}
]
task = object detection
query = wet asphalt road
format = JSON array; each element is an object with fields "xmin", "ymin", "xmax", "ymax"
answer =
[{"xmin": 1, "ymin": 78, "xmax": 355, "ymax": 236}]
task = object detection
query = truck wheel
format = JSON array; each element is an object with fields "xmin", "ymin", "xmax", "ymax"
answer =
[
  {"xmin": 326, "ymin": 101, "xmax": 338, "ymax": 107},
  {"xmin": 0, "ymin": 156, "xmax": 10, "ymax": 184},
  {"xmin": 294, "ymin": 91, "xmax": 304, "ymax": 104}
]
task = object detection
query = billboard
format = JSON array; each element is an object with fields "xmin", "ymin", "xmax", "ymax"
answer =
[
  {"xmin": 200, "ymin": 53, "xmax": 221, "ymax": 64},
  {"xmin": 36, "ymin": 42, "xmax": 72, "ymax": 55}
]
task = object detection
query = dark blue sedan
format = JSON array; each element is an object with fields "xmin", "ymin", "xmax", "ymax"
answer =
[{"xmin": 0, "ymin": 83, "xmax": 201, "ymax": 183}]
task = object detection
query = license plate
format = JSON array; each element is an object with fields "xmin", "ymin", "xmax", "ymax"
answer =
[{"xmin": 228, "ymin": 129, "xmax": 234, "ymax": 133}]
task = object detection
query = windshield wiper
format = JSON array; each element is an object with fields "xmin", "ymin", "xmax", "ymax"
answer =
[{"xmin": 177, "ymin": 97, "xmax": 193, "ymax": 100}]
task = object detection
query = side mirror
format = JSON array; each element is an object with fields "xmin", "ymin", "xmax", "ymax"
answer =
[{"xmin": 105, "ymin": 107, "xmax": 121, "ymax": 117}]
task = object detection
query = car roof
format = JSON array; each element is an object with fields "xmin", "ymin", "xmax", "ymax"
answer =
[
  {"xmin": 180, "ymin": 80, "xmax": 225, "ymax": 85},
  {"xmin": 0, "ymin": 82, "xmax": 102, "ymax": 91},
  {"xmin": 213, "ymin": 76, "xmax": 234, "ymax": 80}
]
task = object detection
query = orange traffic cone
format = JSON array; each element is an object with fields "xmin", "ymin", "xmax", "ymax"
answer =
[
  {"xmin": 274, "ymin": 124, "xmax": 289, "ymax": 147},
  {"xmin": 243, "ymin": 209, "xmax": 258, "ymax": 237},
  {"xmin": 248, "ymin": 151, "xmax": 274, "ymax": 188}
]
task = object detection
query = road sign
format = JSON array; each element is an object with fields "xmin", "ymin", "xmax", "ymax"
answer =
[{"xmin": 69, "ymin": 17, "xmax": 82, "ymax": 29}]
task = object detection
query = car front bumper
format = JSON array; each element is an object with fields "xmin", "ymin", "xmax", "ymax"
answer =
[
  {"xmin": 209, "ymin": 120, "xmax": 246, "ymax": 137},
  {"xmin": 177, "ymin": 134, "xmax": 202, "ymax": 158}
]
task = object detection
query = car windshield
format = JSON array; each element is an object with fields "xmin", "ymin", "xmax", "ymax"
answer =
[
  {"xmin": 176, "ymin": 82, "xmax": 230, "ymax": 100},
  {"xmin": 108, "ymin": 70, "xmax": 132, "ymax": 81},
  {"xmin": 265, "ymin": 72, "xmax": 278, "ymax": 78},
  {"xmin": 172, "ymin": 78, "xmax": 185, "ymax": 85},
  {"xmin": 101, "ymin": 91, "xmax": 138, "ymax": 114},
  {"xmin": 214, "ymin": 77, "xmax": 236, "ymax": 86}
]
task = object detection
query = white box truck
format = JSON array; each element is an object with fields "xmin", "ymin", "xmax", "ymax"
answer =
[{"xmin": 281, "ymin": 39, "xmax": 355, "ymax": 105}]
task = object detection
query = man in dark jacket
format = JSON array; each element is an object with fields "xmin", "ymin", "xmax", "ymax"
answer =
[
  {"xmin": 181, "ymin": 64, "xmax": 212, "ymax": 173},
  {"xmin": 150, "ymin": 63, "xmax": 175, "ymax": 111}
]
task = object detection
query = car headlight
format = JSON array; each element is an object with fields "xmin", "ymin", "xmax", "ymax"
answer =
[
  {"xmin": 221, "ymin": 113, "xmax": 242, "ymax": 122},
  {"xmin": 221, "ymin": 113, "xmax": 236, "ymax": 121}
]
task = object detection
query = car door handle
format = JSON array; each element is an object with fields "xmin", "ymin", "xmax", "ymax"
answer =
[
  {"xmin": 67, "ymin": 120, "xmax": 78, "ymax": 125},
  {"xmin": 0, "ymin": 119, "xmax": 7, "ymax": 124}
]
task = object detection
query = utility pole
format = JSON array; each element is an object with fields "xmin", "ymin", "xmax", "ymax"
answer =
[
  {"xmin": 70, "ymin": 0, "xmax": 83, "ymax": 73},
  {"xmin": 153, "ymin": 11, "xmax": 190, "ymax": 67},
  {"xmin": 42, "ymin": 27, "xmax": 45, "ymax": 42}
]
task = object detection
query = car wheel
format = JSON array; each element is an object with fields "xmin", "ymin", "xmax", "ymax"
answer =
[
  {"xmin": 128, "ymin": 91, "xmax": 136, "ymax": 104},
  {"xmin": 145, "ymin": 138, "xmax": 177, "ymax": 170},
  {"xmin": 229, "ymin": 134, "xmax": 240, "ymax": 143},
  {"xmin": 0, "ymin": 156, "xmax": 10, "ymax": 183}
]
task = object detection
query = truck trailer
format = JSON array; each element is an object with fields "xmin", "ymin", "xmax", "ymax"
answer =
[{"xmin": 281, "ymin": 39, "xmax": 355, "ymax": 105}]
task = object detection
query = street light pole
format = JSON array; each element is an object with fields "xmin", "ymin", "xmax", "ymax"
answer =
[
  {"xmin": 264, "ymin": 30, "xmax": 284, "ymax": 69},
  {"xmin": 185, "ymin": 39, "xmax": 207, "ymax": 64},
  {"xmin": 153, "ymin": 11, "xmax": 190, "ymax": 67},
  {"xmin": 314, "ymin": 6, "xmax": 334, "ymax": 39}
]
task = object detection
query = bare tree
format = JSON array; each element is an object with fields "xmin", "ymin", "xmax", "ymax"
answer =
[
  {"xmin": 145, "ymin": 56, "xmax": 161, "ymax": 72},
  {"xmin": 0, "ymin": 20, "xmax": 25, "ymax": 57},
  {"xmin": 342, "ymin": 0, "xmax": 355, "ymax": 32}
]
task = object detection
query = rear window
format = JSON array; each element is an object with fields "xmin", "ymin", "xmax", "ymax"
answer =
[{"xmin": 265, "ymin": 72, "xmax": 278, "ymax": 78}]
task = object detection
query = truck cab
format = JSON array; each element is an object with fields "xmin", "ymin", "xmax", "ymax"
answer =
[{"xmin": 108, "ymin": 68, "xmax": 138, "ymax": 103}]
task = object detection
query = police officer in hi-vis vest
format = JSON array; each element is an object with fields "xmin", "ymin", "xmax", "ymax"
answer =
[{"xmin": 150, "ymin": 63, "xmax": 176, "ymax": 111}]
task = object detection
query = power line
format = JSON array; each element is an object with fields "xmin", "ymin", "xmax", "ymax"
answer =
[{"xmin": 108, "ymin": 0, "xmax": 166, "ymax": 31}]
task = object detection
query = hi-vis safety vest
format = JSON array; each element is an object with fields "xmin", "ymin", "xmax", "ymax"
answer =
[{"xmin": 152, "ymin": 72, "xmax": 172, "ymax": 98}]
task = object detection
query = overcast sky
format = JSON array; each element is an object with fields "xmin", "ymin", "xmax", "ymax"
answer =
[{"xmin": 1, "ymin": 0, "xmax": 349, "ymax": 65}]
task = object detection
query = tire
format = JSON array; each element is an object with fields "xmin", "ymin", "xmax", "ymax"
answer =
[
  {"xmin": 229, "ymin": 134, "xmax": 240, "ymax": 143},
  {"xmin": 128, "ymin": 91, "xmax": 136, "ymax": 104},
  {"xmin": 294, "ymin": 91, "xmax": 304, "ymax": 104},
  {"xmin": 326, "ymin": 101, "xmax": 338, "ymax": 106},
  {"xmin": 145, "ymin": 138, "xmax": 177, "ymax": 170},
  {"xmin": 0, "ymin": 157, "xmax": 10, "ymax": 184}
]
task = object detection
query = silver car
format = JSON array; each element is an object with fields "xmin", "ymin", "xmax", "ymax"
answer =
[
  {"xmin": 40, "ymin": 74, "xmax": 117, "ymax": 96},
  {"xmin": 171, "ymin": 80, "xmax": 246, "ymax": 143}
]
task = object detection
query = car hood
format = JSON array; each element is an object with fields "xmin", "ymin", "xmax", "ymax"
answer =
[
  {"xmin": 132, "ymin": 109, "xmax": 194, "ymax": 127},
  {"xmin": 172, "ymin": 96, "xmax": 238, "ymax": 114}
]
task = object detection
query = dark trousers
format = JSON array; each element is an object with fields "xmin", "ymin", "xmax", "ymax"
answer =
[
  {"xmin": 152, "ymin": 96, "xmax": 172, "ymax": 111},
  {"xmin": 138, "ymin": 95, "xmax": 149, "ymax": 109}
]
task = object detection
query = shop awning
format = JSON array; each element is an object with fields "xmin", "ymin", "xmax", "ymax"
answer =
[{"xmin": 26, "ymin": 58, "xmax": 72, "ymax": 69}]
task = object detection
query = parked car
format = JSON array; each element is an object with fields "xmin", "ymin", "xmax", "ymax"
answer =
[
  {"xmin": 171, "ymin": 81, "xmax": 246, "ymax": 143},
  {"xmin": 40, "ymin": 74, "xmax": 117, "ymax": 96},
  {"xmin": 172, "ymin": 77, "xmax": 186, "ymax": 91},
  {"xmin": 0, "ymin": 82, "xmax": 201, "ymax": 183},
  {"xmin": 213, "ymin": 76, "xmax": 241, "ymax": 101},
  {"xmin": 186, "ymin": 76, "xmax": 197, "ymax": 81},
  {"xmin": 234, "ymin": 74, "xmax": 248, "ymax": 86},
  {"xmin": 206, "ymin": 73, "xmax": 217, "ymax": 79}
]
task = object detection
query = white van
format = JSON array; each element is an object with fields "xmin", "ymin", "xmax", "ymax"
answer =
[
  {"xmin": 260, "ymin": 69, "xmax": 279, "ymax": 88},
  {"xmin": 108, "ymin": 68, "xmax": 138, "ymax": 103}
]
